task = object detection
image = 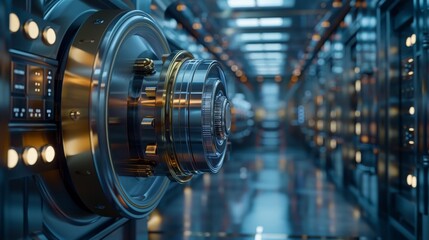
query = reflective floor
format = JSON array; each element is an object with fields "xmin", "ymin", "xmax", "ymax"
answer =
[{"xmin": 148, "ymin": 134, "xmax": 378, "ymax": 240}]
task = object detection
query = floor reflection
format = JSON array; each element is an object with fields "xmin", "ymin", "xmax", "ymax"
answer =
[{"xmin": 149, "ymin": 142, "xmax": 377, "ymax": 239}]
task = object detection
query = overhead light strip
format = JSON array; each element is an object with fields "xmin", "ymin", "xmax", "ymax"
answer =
[
  {"xmin": 235, "ymin": 18, "xmax": 291, "ymax": 27},
  {"xmin": 227, "ymin": 0, "xmax": 296, "ymax": 8}
]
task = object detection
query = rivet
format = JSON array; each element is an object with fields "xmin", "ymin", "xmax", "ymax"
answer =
[
  {"xmin": 93, "ymin": 19, "xmax": 104, "ymax": 25},
  {"xmin": 70, "ymin": 111, "xmax": 81, "ymax": 120},
  {"xmin": 145, "ymin": 144, "xmax": 157, "ymax": 155},
  {"xmin": 145, "ymin": 87, "xmax": 157, "ymax": 98},
  {"xmin": 141, "ymin": 117, "xmax": 155, "ymax": 127}
]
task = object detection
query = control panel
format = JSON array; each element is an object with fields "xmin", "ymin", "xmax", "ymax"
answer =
[{"xmin": 10, "ymin": 59, "xmax": 56, "ymax": 121}]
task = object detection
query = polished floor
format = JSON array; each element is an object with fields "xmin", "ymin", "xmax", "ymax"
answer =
[{"xmin": 148, "ymin": 133, "xmax": 379, "ymax": 239}]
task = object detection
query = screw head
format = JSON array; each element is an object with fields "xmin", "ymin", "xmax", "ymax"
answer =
[{"xmin": 134, "ymin": 58, "xmax": 155, "ymax": 76}]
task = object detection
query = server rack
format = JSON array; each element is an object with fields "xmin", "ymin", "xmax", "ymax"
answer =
[
  {"xmin": 342, "ymin": 7, "xmax": 378, "ymax": 222},
  {"xmin": 377, "ymin": 0, "xmax": 426, "ymax": 238},
  {"xmin": 291, "ymin": 1, "xmax": 429, "ymax": 238}
]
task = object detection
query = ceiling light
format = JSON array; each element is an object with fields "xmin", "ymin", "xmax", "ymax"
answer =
[
  {"xmin": 227, "ymin": 0, "xmax": 255, "ymax": 8},
  {"xmin": 236, "ymin": 18, "xmax": 259, "ymax": 27},
  {"xmin": 235, "ymin": 18, "xmax": 291, "ymax": 28},
  {"xmin": 250, "ymin": 61, "xmax": 285, "ymax": 66},
  {"xmin": 246, "ymin": 52, "xmax": 285, "ymax": 60},
  {"xmin": 240, "ymin": 33, "xmax": 290, "ymax": 42},
  {"xmin": 240, "ymin": 33, "xmax": 262, "ymax": 41},
  {"xmin": 255, "ymin": 67, "xmax": 283, "ymax": 74},
  {"xmin": 176, "ymin": 3, "xmax": 187, "ymax": 11},
  {"xmin": 257, "ymin": 0, "xmax": 283, "ymax": 6},
  {"xmin": 321, "ymin": 21, "xmax": 330, "ymax": 28},
  {"xmin": 259, "ymin": 18, "xmax": 283, "ymax": 27},
  {"xmin": 192, "ymin": 22, "xmax": 202, "ymax": 30},
  {"xmin": 312, "ymin": 34, "xmax": 321, "ymax": 41},
  {"xmin": 204, "ymin": 35, "xmax": 213, "ymax": 43},
  {"xmin": 228, "ymin": 0, "xmax": 295, "ymax": 8},
  {"xmin": 262, "ymin": 33, "xmax": 286, "ymax": 40},
  {"xmin": 243, "ymin": 43, "xmax": 285, "ymax": 51}
]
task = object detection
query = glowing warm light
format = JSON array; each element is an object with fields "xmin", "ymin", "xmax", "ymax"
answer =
[
  {"xmin": 42, "ymin": 145, "xmax": 55, "ymax": 163},
  {"xmin": 352, "ymin": 208, "xmax": 361, "ymax": 219},
  {"xmin": 43, "ymin": 27, "xmax": 57, "ymax": 45},
  {"xmin": 412, "ymin": 176, "xmax": 417, "ymax": 188},
  {"xmin": 274, "ymin": 75, "xmax": 282, "ymax": 82},
  {"xmin": 293, "ymin": 68, "xmax": 301, "ymax": 76},
  {"xmin": 321, "ymin": 21, "xmax": 330, "ymax": 28},
  {"xmin": 411, "ymin": 34, "xmax": 416, "ymax": 45},
  {"xmin": 409, "ymin": 106, "xmax": 415, "ymax": 115},
  {"xmin": 409, "ymin": 127, "xmax": 415, "ymax": 132},
  {"xmin": 231, "ymin": 65, "xmax": 239, "ymax": 72},
  {"xmin": 355, "ymin": 151, "xmax": 361, "ymax": 163},
  {"xmin": 23, "ymin": 147, "xmax": 38, "ymax": 165},
  {"xmin": 316, "ymin": 95, "xmax": 323, "ymax": 105},
  {"xmin": 7, "ymin": 149, "xmax": 19, "ymax": 169},
  {"xmin": 407, "ymin": 174, "xmax": 413, "ymax": 186},
  {"xmin": 24, "ymin": 20, "xmax": 39, "ymax": 39},
  {"xmin": 333, "ymin": 0, "xmax": 342, "ymax": 8},
  {"xmin": 355, "ymin": 111, "xmax": 361, "ymax": 117},
  {"xmin": 330, "ymin": 139, "xmax": 337, "ymax": 149},
  {"xmin": 406, "ymin": 37, "xmax": 412, "ymax": 47},
  {"xmin": 355, "ymin": 122, "xmax": 362, "ymax": 135},
  {"xmin": 360, "ymin": 135, "xmax": 369, "ymax": 143},
  {"xmin": 354, "ymin": 67, "xmax": 360, "ymax": 74},
  {"xmin": 330, "ymin": 121, "xmax": 337, "ymax": 133},
  {"xmin": 408, "ymin": 58, "xmax": 414, "ymax": 63},
  {"xmin": 290, "ymin": 75, "xmax": 299, "ymax": 83},
  {"xmin": 192, "ymin": 22, "xmax": 202, "ymax": 30},
  {"xmin": 176, "ymin": 3, "xmax": 187, "ymax": 11},
  {"xmin": 204, "ymin": 35, "xmax": 213, "ymax": 43},
  {"xmin": 9, "ymin": 13, "xmax": 20, "ymax": 33},
  {"xmin": 312, "ymin": 34, "xmax": 321, "ymax": 41},
  {"xmin": 317, "ymin": 120, "xmax": 324, "ymax": 130},
  {"xmin": 148, "ymin": 210, "xmax": 163, "ymax": 230},
  {"xmin": 355, "ymin": 80, "xmax": 361, "ymax": 92}
]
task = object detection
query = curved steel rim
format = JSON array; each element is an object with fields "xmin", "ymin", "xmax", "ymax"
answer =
[{"xmin": 61, "ymin": 10, "xmax": 170, "ymax": 218}]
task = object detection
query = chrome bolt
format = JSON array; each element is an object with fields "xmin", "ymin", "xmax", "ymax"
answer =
[
  {"xmin": 93, "ymin": 19, "xmax": 104, "ymax": 25},
  {"xmin": 134, "ymin": 58, "xmax": 155, "ymax": 76},
  {"xmin": 70, "ymin": 111, "xmax": 81, "ymax": 121}
]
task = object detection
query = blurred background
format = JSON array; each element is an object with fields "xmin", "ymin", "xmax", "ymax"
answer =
[{"xmin": 147, "ymin": 0, "xmax": 427, "ymax": 239}]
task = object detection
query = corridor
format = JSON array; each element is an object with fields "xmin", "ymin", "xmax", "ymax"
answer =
[{"xmin": 148, "ymin": 137, "xmax": 378, "ymax": 239}]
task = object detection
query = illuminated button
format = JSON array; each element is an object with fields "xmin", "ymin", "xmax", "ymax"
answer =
[
  {"xmin": 24, "ymin": 20, "xmax": 39, "ymax": 40},
  {"xmin": 23, "ymin": 147, "xmax": 38, "ymax": 165},
  {"xmin": 42, "ymin": 27, "xmax": 56, "ymax": 45},
  {"xmin": 9, "ymin": 13, "xmax": 20, "ymax": 33},
  {"xmin": 41, "ymin": 145, "xmax": 55, "ymax": 163},
  {"xmin": 7, "ymin": 149, "xmax": 19, "ymax": 169}
]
